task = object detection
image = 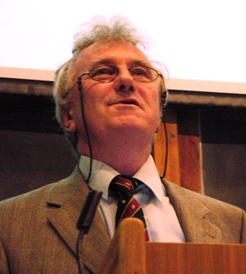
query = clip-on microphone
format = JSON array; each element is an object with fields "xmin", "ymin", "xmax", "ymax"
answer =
[{"xmin": 76, "ymin": 190, "xmax": 102, "ymax": 273}]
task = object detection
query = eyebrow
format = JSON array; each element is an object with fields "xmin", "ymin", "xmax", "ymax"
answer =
[
  {"xmin": 89, "ymin": 59, "xmax": 153, "ymax": 69},
  {"xmin": 130, "ymin": 60, "xmax": 153, "ymax": 67}
]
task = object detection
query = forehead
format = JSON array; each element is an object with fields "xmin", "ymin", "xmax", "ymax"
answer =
[{"xmin": 72, "ymin": 40, "xmax": 150, "ymax": 75}]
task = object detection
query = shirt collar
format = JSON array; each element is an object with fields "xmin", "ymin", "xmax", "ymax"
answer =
[
  {"xmin": 133, "ymin": 155, "xmax": 164, "ymax": 201},
  {"xmin": 79, "ymin": 155, "xmax": 164, "ymax": 202}
]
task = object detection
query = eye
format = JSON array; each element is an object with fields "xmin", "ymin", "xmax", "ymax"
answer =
[
  {"xmin": 89, "ymin": 65, "xmax": 117, "ymax": 82},
  {"xmin": 130, "ymin": 66, "xmax": 152, "ymax": 81},
  {"xmin": 90, "ymin": 65, "xmax": 115, "ymax": 76}
]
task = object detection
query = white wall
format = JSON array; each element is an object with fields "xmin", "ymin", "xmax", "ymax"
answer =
[{"xmin": 0, "ymin": 0, "xmax": 245, "ymax": 93}]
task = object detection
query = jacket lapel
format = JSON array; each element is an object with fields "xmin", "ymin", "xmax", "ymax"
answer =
[
  {"xmin": 163, "ymin": 180, "xmax": 221, "ymax": 243},
  {"xmin": 82, "ymin": 208, "xmax": 111, "ymax": 273},
  {"xmin": 46, "ymin": 167, "xmax": 110, "ymax": 273}
]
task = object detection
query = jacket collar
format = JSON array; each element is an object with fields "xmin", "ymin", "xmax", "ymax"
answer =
[
  {"xmin": 163, "ymin": 180, "xmax": 221, "ymax": 243},
  {"xmin": 46, "ymin": 167, "xmax": 110, "ymax": 273}
]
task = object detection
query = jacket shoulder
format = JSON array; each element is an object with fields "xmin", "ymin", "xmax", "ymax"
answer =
[
  {"xmin": 164, "ymin": 180, "xmax": 245, "ymax": 243},
  {"xmin": 164, "ymin": 180, "xmax": 243, "ymax": 211},
  {"xmin": 0, "ymin": 166, "xmax": 83, "ymax": 211}
]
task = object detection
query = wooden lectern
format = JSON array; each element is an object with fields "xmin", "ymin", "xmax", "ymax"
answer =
[{"xmin": 98, "ymin": 219, "xmax": 246, "ymax": 274}]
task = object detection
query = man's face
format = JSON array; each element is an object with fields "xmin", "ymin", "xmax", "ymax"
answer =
[{"xmin": 67, "ymin": 40, "xmax": 161, "ymax": 152}]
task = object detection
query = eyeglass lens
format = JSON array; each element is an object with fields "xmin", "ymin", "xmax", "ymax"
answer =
[{"xmin": 88, "ymin": 65, "xmax": 159, "ymax": 83}]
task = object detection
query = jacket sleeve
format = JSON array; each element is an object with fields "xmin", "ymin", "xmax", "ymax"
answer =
[{"xmin": 0, "ymin": 242, "xmax": 10, "ymax": 274}]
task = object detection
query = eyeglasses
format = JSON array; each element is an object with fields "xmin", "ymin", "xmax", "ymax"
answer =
[
  {"xmin": 79, "ymin": 64, "xmax": 162, "ymax": 83},
  {"xmin": 63, "ymin": 64, "xmax": 163, "ymax": 98}
]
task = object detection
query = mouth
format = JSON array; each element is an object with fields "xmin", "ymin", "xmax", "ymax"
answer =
[{"xmin": 112, "ymin": 98, "xmax": 140, "ymax": 107}]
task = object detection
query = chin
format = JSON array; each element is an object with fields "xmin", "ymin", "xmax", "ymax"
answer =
[{"xmin": 109, "ymin": 114, "xmax": 158, "ymax": 131}]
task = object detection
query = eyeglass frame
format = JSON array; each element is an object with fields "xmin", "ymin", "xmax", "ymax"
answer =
[{"xmin": 63, "ymin": 64, "xmax": 163, "ymax": 99}]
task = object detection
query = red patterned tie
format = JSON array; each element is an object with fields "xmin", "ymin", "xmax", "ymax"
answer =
[{"xmin": 110, "ymin": 175, "xmax": 149, "ymax": 241}]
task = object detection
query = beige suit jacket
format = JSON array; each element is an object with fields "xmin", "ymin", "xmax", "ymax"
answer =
[{"xmin": 0, "ymin": 167, "xmax": 245, "ymax": 273}]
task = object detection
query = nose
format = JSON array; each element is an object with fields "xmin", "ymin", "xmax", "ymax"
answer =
[{"xmin": 114, "ymin": 67, "xmax": 135, "ymax": 93}]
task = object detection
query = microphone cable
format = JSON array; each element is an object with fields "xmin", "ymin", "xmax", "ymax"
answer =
[
  {"xmin": 160, "ymin": 90, "xmax": 168, "ymax": 179},
  {"xmin": 160, "ymin": 118, "xmax": 168, "ymax": 179},
  {"xmin": 78, "ymin": 77, "xmax": 93, "ymax": 183}
]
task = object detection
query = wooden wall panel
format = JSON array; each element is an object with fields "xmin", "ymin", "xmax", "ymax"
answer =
[
  {"xmin": 154, "ymin": 106, "xmax": 203, "ymax": 193},
  {"xmin": 154, "ymin": 107, "xmax": 181, "ymax": 185}
]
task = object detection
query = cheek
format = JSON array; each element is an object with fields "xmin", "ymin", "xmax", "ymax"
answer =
[
  {"xmin": 83, "ymin": 93, "xmax": 103, "ymax": 114},
  {"xmin": 147, "ymin": 91, "xmax": 161, "ymax": 116},
  {"xmin": 141, "ymin": 83, "xmax": 160, "ymax": 108},
  {"xmin": 149, "ymin": 92, "xmax": 162, "ymax": 127},
  {"xmin": 82, "ymin": 82, "xmax": 107, "ymax": 105}
]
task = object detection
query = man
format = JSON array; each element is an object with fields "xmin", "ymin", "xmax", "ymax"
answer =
[{"xmin": 0, "ymin": 16, "xmax": 245, "ymax": 274}]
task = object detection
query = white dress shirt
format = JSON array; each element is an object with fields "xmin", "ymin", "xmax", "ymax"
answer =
[{"xmin": 79, "ymin": 155, "xmax": 185, "ymax": 242}]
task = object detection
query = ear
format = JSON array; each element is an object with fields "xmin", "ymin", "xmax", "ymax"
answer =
[
  {"xmin": 62, "ymin": 107, "xmax": 77, "ymax": 133},
  {"xmin": 155, "ymin": 124, "xmax": 160, "ymax": 134}
]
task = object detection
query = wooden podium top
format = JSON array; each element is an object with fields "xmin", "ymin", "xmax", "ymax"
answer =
[{"xmin": 98, "ymin": 219, "xmax": 246, "ymax": 274}]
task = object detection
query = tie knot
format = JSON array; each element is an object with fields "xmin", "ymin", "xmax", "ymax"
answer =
[{"xmin": 110, "ymin": 175, "xmax": 142, "ymax": 195}]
